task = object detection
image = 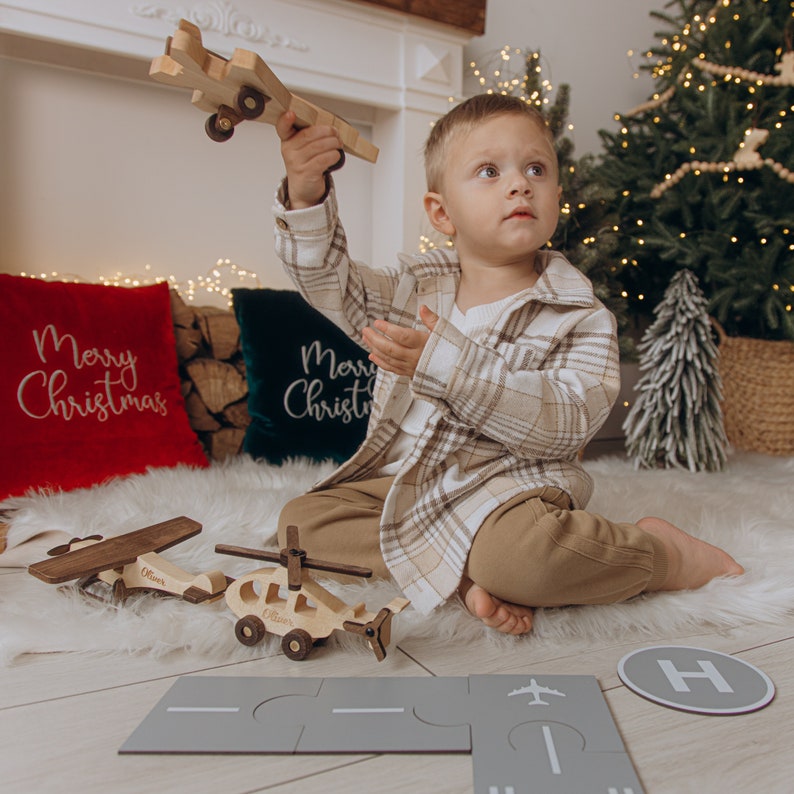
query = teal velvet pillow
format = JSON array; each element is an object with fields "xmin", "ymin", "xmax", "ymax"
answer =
[{"xmin": 232, "ymin": 288, "xmax": 375, "ymax": 463}]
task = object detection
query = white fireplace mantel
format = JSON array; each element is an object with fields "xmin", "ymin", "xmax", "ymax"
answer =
[{"xmin": 0, "ymin": 0, "xmax": 475, "ymax": 261}]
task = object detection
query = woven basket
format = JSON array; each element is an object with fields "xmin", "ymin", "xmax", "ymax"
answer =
[{"xmin": 714, "ymin": 320, "xmax": 794, "ymax": 455}]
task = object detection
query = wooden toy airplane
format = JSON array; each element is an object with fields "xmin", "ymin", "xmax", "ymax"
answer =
[
  {"xmin": 149, "ymin": 19, "xmax": 378, "ymax": 164},
  {"xmin": 216, "ymin": 525, "xmax": 409, "ymax": 662},
  {"xmin": 28, "ymin": 517, "xmax": 229, "ymax": 605}
]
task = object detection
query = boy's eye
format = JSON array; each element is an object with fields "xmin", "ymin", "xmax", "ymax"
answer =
[
  {"xmin": 476, "ymin": 164, "xmax": 499, "ymax": 178},
  {"xmin": 526, "ymin": 164, "xmax": 545, "ymax": 177}
]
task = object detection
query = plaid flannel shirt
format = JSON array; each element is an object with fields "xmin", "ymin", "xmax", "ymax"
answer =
[{"xmin": 273, "ymin": 184, "xmax": 620, "ymax": 613}]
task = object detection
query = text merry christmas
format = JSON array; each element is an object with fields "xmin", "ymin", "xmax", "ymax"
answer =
[
  {"xmin": 283, "ymin": 340, "xmax": 376, "ymax": 423},
  {"xmin": 16, "ymin": 324, "xmax": 169, "ymax": 422}
]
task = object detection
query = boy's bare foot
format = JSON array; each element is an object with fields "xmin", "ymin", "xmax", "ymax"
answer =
[
  {"xmin": 637, "ymin": 516, "xmax": 744, "ymax": 591},
  {"xmin": 459, "ymin": 578, "xmax": 534, "ymax": 636}
]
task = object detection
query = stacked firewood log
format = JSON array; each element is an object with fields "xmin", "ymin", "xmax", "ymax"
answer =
[{"xmin": 170, "ymin": 290, "xmax": 250, "ymax": 460}]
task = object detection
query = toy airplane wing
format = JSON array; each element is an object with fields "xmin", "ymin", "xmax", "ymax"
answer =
[
  {"xmin": 28, "ymin": 517, "xmax": 202, "ymax": 585},
  {"xmin": 149, "ymin": 19, "xmax": 378, "ymax": 162}
]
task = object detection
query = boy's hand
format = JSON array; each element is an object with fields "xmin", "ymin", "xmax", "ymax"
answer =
[
  {"xmin": 275, "ymin": 111, "xmax": 343, "ymax": 209},
  {"xmin": 362, "ymin": 305, "xmax": 439, "ymax": 377}
]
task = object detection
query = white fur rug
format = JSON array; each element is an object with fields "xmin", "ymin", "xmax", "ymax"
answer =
[{"xmin": 2, "ymin": 452, "xmax": 793, "ymax": 665}]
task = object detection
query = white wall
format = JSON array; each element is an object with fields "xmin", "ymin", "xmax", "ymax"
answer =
[
  {"xmin": 0, "ymin": 56, "xmax": 374, "ymax": 294},
  {"xmin": 464, "ymin": 0, "xmax": 663, "ymax": 154},
  {"xmin": 1, "ymin": 0, "xmax": 665, "ymax": 293}
]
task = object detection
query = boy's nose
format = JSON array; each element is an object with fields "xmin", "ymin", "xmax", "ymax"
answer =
[{"xmin": 508, "ymin": 175, "xmax": 532, "ymax": 196}]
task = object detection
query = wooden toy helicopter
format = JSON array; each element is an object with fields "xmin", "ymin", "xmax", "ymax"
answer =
[
  {"xmin": 149, "ymin": 18, "xmax": 378, "ymax": 165},
  {"xmin": 216, "ymin": 525, "xmax": 409, "ymax": 662},
  {"xmin": 28, "ymin": 517, "xmax": 229, "ymax": 605}
]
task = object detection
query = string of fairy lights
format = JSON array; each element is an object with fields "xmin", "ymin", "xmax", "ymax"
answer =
[
  {"xmin": 19, "ymin": 259, "xmax": 261, "ymax": 306},
  {"xmin": 614, "ymin": 0, "xmax": 794, "ymax": 314},
  {"xmin": 469, "ymin": 46, "xmax": 556, "ymax": 109},
  {"xmin": 623, "ymin": 0, "xmax": 794, "ymax": 199}
]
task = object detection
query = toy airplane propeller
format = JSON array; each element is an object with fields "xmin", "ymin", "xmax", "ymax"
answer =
[
  {"xmin": 28, "ymin": 517, "xmax": 229, "ymax": 605},
  {"xmin": 149, "ymin": 18, "xmax": 378, "ymax": 165},
  {"xmin": 216, "ymin": 525, "xmax": 409, "ymax": 662}
]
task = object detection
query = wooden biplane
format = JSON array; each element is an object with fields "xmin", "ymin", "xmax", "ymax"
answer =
[
  {"xmin": 149, "ymin": 18, "xmax": 379, "ymax": 165},
  {"xmin": 216, "ymin": 525, "xmax": 409, "ymax": 662},
  {"xmin": 28, "ymin": 517, "xmax": 229, "ymax": 605}
]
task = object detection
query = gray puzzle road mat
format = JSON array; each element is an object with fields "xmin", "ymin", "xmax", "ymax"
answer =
[{"xmin": 121, "ymin": 674, "xmax": 644, "ymax": 794}]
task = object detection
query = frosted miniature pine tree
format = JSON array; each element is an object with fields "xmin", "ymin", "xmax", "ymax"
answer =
[{"xmin": 623, "ymin": 269, "xmax": 727, "ymax": 472}]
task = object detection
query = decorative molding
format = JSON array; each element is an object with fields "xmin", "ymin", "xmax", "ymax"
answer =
[
  {"xmin": 415, "ymin": 42, "xmax": 451, "ymax": 85},
  {"xmin": 130, "ymin": 1, "xmax": 308, "ymax": 50}
]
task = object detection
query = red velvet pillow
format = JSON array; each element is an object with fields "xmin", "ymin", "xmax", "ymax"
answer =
[{"xmin": 0, "ymin": 275, "xmax": 208, "ymax": 499}]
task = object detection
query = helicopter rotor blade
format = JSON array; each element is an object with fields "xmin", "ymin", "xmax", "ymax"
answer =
[
  {"xmin": 285, "ymin": 524, "xmax": 300, "ymax": 550},
  {"xmin": 216, "ymin": 526, "xmax": 373, "ymax": 581},
  {"xmin": 214, "ymin": 544, "xmax": 281, "ymax": 564},
  {"xmin": 300, "ymin": 557, "xmax": 373, "ymax": 579}
]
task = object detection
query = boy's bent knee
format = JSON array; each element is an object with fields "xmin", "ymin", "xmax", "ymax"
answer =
[
  {"xmin": 466, "ymin": 503, "xmax": 660, "ymax": 608},
  {"xmin": 465, "ymin": 541, "xmax": 554, "ymax": 607}
]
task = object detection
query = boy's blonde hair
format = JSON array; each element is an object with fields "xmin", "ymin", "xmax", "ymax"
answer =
[{"xmin": 424, "ymin": 94, "xmax": 557, "ymax": 192}]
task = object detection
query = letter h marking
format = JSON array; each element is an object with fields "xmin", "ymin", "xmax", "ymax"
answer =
[{"xmin": 657, "ymin": 659, "xmax": 734, "ymax": 693}]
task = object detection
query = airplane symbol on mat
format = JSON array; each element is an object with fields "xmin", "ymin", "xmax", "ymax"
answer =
[{"xmin": 507, "ymin": 678, "xmax": 566, "ymax": 706}]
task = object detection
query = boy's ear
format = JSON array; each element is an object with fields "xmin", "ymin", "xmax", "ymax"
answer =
[{"xmin": 423, "ymin": 192, "xmax": 456, "ymax": 237}]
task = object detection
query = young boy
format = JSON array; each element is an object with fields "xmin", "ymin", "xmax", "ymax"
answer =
[{"xmin": 271, "ymin": 94, "xmax": 742, "ymax": 635}]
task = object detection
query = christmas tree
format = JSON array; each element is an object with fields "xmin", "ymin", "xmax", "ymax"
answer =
[
  {"xmin": 624, "ymin": 268, "xmax": 728, "ymax": 471},
  {"xmin": 594, "ymin": 0, "xmax": 794, "ymax": 341}
]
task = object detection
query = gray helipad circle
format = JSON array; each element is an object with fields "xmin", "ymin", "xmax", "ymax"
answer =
[{"xmin": 617, "ymin": 645, "xmax": 775, "ymax": 715}]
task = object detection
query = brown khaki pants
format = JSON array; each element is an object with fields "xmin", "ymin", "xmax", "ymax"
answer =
[{"xmin": 277, "ymin": 478, "xmax": 669, "ymax": 607}]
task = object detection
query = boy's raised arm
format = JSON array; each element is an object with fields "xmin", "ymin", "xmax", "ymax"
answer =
[{"xmin": 275, "ymin": 111, "xmax": 343, "ymax": 209}]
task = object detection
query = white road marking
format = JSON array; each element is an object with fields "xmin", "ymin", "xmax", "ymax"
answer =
[
  {"xmin": 332, "ymin": 707, "xmax": 406, "ymax": 714},
  {"xmin": 542, "ymin": 725, "xmax": 562, "ymax": 774},
  {"xmin": 167, "ymin": 706, "xmax": 240, "ymax": 713}
]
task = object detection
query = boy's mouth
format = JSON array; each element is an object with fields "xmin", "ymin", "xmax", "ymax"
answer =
[{"xmin": 506, "ymin": 207, "xmax": 535, "ymax": 220}]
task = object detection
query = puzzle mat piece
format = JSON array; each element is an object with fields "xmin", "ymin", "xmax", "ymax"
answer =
[
  {"xmin": 120, "ymin": 676, "xmax": 322, "ymax": 754},
  {"xmin": 618, "ymin": 645, "xmax": 776, "ymax": 715},
  {"xmin": 481, "ymin": 721, "xmax": 643, "ymax": 794},
  {"xmin": 120, "ymin": 676, "xmax": 471, "ymax": 755},
  {"xmin": 417, "ymin": 676, "xmax": 644, "ymax": 794},
  {"xmin": 414, "ymin": 675, "xmax": 626, "ymax": 754},
  {"xmin": 255, "ymin": 676, "xmax": 471, "ymax": 753}
]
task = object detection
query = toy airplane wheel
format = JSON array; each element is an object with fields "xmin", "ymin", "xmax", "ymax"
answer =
[
  {"xmin": 205, "ymin": 113, "xmax": 234, "ymax": 142},
  {"xmin": 234, "ymin": 615, "xmax": 265, "ymax": 646},
  {"xmin": 236, "ymin": 86, "xmax": 267, "ymax": 119},
  {"xmin": 282, "ymin": 629, "xmax": 313, "ymax": 661}
]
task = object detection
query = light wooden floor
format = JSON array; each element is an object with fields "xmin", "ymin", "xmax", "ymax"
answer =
[{"xmin": 1, "ymin": 565, "xmax": 792, "ymax": 794}]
